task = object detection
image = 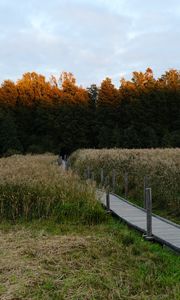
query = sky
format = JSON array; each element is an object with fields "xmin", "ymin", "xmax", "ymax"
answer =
[{"xmin": 0, "ymin": 0, "xmax": 180, "ymax": 87}]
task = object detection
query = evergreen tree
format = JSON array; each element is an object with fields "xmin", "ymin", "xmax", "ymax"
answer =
[
  {"xmin": 0, "ymin": 110, "xmax": 22, "ymax": 155},
  {"xmin": 97, "ymin": 78, "xmax": 118, "ymax": 147}
]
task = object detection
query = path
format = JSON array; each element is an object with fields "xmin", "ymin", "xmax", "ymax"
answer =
[{"xmin": 97, "ymin": 190, "xmax": 180, "ymax": 253}]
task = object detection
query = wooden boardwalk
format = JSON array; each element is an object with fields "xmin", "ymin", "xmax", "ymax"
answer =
[
  {"xmin": 97, "ymin": 190, "xmax": 180, "ymax": 253},
  {"xmin": 61, "ymin": 159, "xmax": 180, "ymax": 253}
]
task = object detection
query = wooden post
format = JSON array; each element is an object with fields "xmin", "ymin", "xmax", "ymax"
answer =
[
  {"xmin": 105, "ymin": 175, "xmax": 109, "ymax": 189},
  {"xmin": 145, "ymin": 188, "xmax": 153, "ymax": 240},
  {"xmin": 112, "ymin": 169, "xmax": 116, "ymax": 192},
  {"xmin": 106, "ymin": 188, "xmax": 110, "ymax": 211},
  {"xmin": 144, "ymin": 176, "xmax": 148, "ymax": 209},
  {"xmin": 124, "ymin": 172, "xmax": 128, "ymax": 199},
  {"xmin": 91, "ymin": 171, "xmax": 94, "ymax": 181},
  {"xmin": 100, "ymin": 168, "xmax": 104, "ymax": 186}
]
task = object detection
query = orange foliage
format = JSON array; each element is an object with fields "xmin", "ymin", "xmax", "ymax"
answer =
[
  {"xmin": 0, "ymin": 80, "xmax": 18, "ymax": 106},
  {"xmin": 60, "ymin": 72, "xmax": 89, "ymax": 104},
  {"xmin": 98, "ymin": 77, "xmax": 118, "ymax": 106},
  {"xmin": 0, "ymin": 68, "xmax": 180, "ymax": 107},
  {"xmin": 0, "ymin": 71, "xmax": 89, "ymax": 107},
  {"xmin": 16, "ymin": 72, "xmax": 52, "ymax": 106}
]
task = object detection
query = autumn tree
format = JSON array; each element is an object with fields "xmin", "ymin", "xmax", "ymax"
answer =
[
  {"xmin": 0, "ymin": 80, "xmax": 18, "ymax": 107},
  {"xmin": 96, "ymin": 78, "xmax": 119, "ymax": 147},
  {"xmin": 0, "ymin": 68, "xmax": 179, "ymax": 156}
]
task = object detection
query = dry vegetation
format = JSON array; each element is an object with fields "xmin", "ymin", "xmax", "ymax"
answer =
[
  {"xmin": 0, "ymin": 154, "xmax": 105, "ymax": 223},
  {"xmin": 0, "ymin": 221, "xmax": 180, "ymax": 300},
  {"xmin": 70, "ymin": 148, "xmax": 180, "ymax": 218}
]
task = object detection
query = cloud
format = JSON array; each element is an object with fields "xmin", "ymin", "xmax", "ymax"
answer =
[{"xmin": 0, "ymin": 0, "xmax": 179, "ymax": 86}]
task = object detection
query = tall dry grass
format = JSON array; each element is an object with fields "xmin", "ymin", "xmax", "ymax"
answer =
[
  {"xmin": 70, "ymin": 149, "xmax": 180, "ymax": 215},
  {"xmin": 0, "ymin": 154, "xmax": 106, "ymax": 223}
]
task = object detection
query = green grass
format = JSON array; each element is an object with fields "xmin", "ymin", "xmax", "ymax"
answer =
[{"xmin": 0, "ymin": 219, "xmax": 179, "ymax": 300}]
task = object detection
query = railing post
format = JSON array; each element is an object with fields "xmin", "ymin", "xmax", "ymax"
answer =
[
  {"xmin": 145, "ymin": 188, "xmax": 153, "ymax": 240},
  {"xmin": 105, "ymin": 176, "xmax": 111, "ymax": 212},
  {"xmin": 100, "ymin": 168, "xmax": 104, "ymax": 186},
  {"xmin": 106, "ymin": 188, "xmax": 110, "ymax": 211},
  {"xmin": 124, "ymin": 172, "xmax": 128, "ymax": 198},
  {"xmin": 104, "ymin": 175, "xmax": 109, "ymax": 188},
  {"xmin": 144, "ymin": 176, "xmax": 148, "ymax": 209},
  {"xmin": 112, "ymin": 169, "xmax": 116, "ymax": 192}
]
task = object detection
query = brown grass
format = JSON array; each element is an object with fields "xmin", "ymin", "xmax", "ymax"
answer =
[{"xmin": 0, "ymin": 228, "xmax": 91, "ymax": 299}]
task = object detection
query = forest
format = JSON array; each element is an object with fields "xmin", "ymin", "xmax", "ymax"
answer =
[{"xmin": 0, "ymin": 68, "xmax": 179, "ymax": 156}]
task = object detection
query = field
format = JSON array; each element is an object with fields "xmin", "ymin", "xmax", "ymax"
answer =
[
  {"xmin": 69, "ymin": 148, "xmax": 180, "ymax": 221},
  {"xmin": 0, "ymin": 154, "xmax": 180, "ymax": 299},
  {"xmin": 0, "ymin": 154, "xmax": 105, "ymax": 223}
]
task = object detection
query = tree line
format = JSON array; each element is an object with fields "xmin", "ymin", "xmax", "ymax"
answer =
[{"xmin": 0, "ymin": 68, "xmax": 179, "ymax": 156}]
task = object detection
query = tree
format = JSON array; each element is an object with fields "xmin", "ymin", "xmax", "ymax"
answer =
[
  {"xmin": 16, "ymin": 72, "xmax": 52, "ymax": 105},
  {"xmin": 0, "ymin": 110, "xmax": 22, "ymax": 155},
  {"xmin": 97, "ymin": 78, "xmax": 119, "ymax": 147},
  {"xmin": 0, "ymin": 80, "xmax": 18, "ymax": 107},
  {"xmin": 0, "ymin": 68, "xmax": 179, "ymax": 155}
]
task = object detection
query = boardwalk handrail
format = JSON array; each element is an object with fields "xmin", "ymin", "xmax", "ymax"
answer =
[
  {"xmin": 109, "ymin": 191, "xmax": 180, "ymax": 229},
  {"xmin": 97, "ymin": 188, "xmax": 180, "ymax": 229}
]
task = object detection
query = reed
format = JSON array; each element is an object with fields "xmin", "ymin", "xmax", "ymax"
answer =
[
  {"xmin": 0, "ymin": 154, "xmax": 106, "ymax": 223},
  {"xmin": 69, "ymin": 148, "xmax": 180, "ymax": 216}
]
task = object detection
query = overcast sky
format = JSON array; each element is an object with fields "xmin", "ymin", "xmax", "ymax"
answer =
[{"xmin": 0, "ymin": 0, "xmax": 180, "ymax": 87}]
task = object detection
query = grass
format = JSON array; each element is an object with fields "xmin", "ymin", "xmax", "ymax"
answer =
[
  {"xmin": 0, "ymin": 153, "xmax": 179, "ymax": 299},
  {"xmin": 0, "ymin": 219, "xmax": 179, "ymax": 300},
  {"xmin": 69, "ymin": 148, "xmax": 180, "ymax": 221},
  {"xmin": 0, "ymin": 154, "xmax": 106, "ymax": 224}
]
